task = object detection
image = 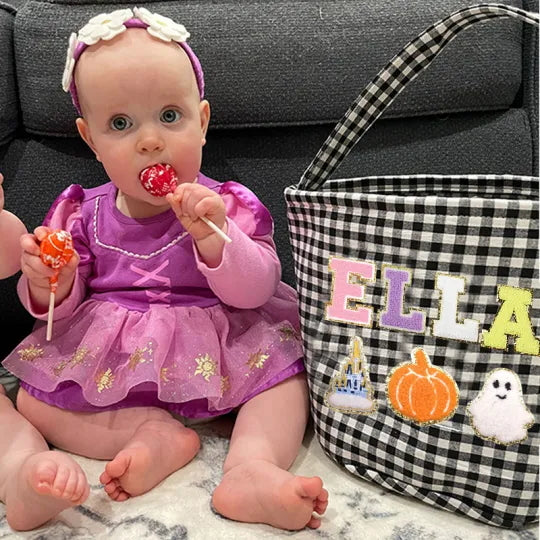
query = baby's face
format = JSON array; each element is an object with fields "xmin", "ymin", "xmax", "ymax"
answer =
[{"xmin": 74, "ymin": 29, "xmax": 209, "ymax": 213}]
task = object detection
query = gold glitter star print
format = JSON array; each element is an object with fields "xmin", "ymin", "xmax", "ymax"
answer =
[
  {"xmin": 220, "ymin": 375, "xmax": 231, "ymax": 395},
  {"xmin": 128, "ymin": 345, "xmax": 153, "ymax": 371},
  {"xmin": 279, "ymin": 325, "xmax": 301, "ymax": 342},
  {"xmin": 17, "ymin": 345, "xmax": 44, "ymax": 362},
  {"xmin": 96, "ymin": 368, "xmax": 115, "ymax": 392},
  {"xmin": 54, "ymin": 345, "xmax": 93, "ymax": 376},
  {"xmin": 194, "ymin": 353, "xmax": 217, "ymax": 381},
  {"xmin": 70, "ymin": 346, "xmax": 91, "ymax": 367},
  {"xmin": 247, "ymin": 350, "xmax": 269, "ymax": 370}
]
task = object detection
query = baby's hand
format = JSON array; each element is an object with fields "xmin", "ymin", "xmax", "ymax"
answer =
[
  {"xmin": 166, "ymin": 182, "xmax": 227, "ymax": 243},
  {"xmin": 20, "ymin": 226, "xmax": 79, "ymax": 293},
  {"xmin": 0, "ymin": 173, "xmax": 29, "ymax": 279}
]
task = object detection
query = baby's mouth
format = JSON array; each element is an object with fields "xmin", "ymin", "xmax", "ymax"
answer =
[{"xmin": 496, "ymin": 394, "xmax": 507, "ymax": 400}]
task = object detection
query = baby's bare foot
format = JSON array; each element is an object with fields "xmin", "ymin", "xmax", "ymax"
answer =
[
  {"xmin": 212, "ymin": 459, "xmax": 328, "ymax": 530},
  {"xmin": 6, "ymin": 450, "xmax": 89, "ymax": 531},
  {"xmin": 99, "ymin": 419, "xmax": 200, "ymax": 501}
]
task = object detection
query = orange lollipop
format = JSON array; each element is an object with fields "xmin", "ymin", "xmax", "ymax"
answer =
[{"xmin": 39, "ymin": 230, "xmax": 74, "ymax": 340}]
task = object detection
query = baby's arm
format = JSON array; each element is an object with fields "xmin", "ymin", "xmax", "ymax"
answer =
[
  {"xmin": 0, "ymin": 173, "xmax": 28, "ymax": 279},
  {"xmin": 168, "ymin": 180, "xmax": 284, "ymax": 308},
  {"xmin": 0, "ymin": 210, "xmax": 27, "ymax": 279},
  {"xmin": 195, "ymin": 219, "xmax": 281, "ymax": 309},
  {"xmin": 18, "ymin": 187, "xmax": 92, "ymax": 320}
]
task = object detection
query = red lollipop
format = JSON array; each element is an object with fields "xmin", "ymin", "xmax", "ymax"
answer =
[
  {"xmin": 39, "ymin": 230, "xmax": 74, "ymax": 341},
  {"xmin": 140, "ymin": 163, "xmax": 178, "ymax": 197},
  {"xmin": 139, "ymin": 164, "xmax": 232, "ymax": 243}
]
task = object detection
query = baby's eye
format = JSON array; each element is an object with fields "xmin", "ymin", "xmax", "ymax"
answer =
[
  {"xmin": 505, "ymin": 382, "xmax": 511, "ymax": 391},
  {"xmin": 492, "ymin": 379, "xmax": 500, "ymax": 389},
  {"xmin": 160, "ymin": 109, "xmax": 181, "ymax": 123},
  {"xmin": 110, "ymin": 116, "xmax": 132, "ymax": 131}
]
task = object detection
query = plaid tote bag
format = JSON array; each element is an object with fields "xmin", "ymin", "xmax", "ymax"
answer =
[{"xmin": 285, "ymin": 4, "xmax": 539, "ymax": 529}]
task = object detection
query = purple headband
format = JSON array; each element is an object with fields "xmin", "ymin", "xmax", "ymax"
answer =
[{"xmin": 64, "ymin": 13, "xmax": 205, "ymax": 116}]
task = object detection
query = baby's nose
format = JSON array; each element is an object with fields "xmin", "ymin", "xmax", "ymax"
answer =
[{"xmin": 137, "ymin": 133, "xmax": 165, "ymax": 153}]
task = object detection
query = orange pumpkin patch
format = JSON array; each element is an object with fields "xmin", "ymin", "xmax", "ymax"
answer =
[{"xmin": 386, "ymin": 348, "xmax": 458, "ymax": 425}]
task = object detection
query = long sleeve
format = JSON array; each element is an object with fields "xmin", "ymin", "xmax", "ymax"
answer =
[
  {"xmin": 17, "ymin": 267, "xmax": 87, "ymax": 321},
  {"xmin": 194, "ymin": 218, "xmax": 281, "ymax": 308},
  {"xmin": 193, "ymin": 181, "xmax": 282, "ymax": 309},
  {"xmin": 17, "ymin": 184, "xmax": 94, "ymax": 321}
]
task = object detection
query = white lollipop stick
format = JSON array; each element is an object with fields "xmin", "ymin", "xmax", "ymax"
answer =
[
  {"xmin": 46, "ymin": 290, "xmax": 55, "ymax": 341},
  {"xmin": 200, "ymin": 216, "xmax": 232, "ymax": 244},
  {"xmin": 40, "ymin": 230, "xmax": 74, "ymax": 342}
]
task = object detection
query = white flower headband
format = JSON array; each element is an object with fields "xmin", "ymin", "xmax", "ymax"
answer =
[{"xmin": 62, "ymin": 7, "xmax": 205, "ymax": 114}]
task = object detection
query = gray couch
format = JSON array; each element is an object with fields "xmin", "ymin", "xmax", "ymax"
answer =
[{"xmin": 0, "ymin": 0, "xmax": 538, "ymax": 364}]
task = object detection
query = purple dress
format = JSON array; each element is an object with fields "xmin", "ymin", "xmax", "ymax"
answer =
[{"xmin": 3, "ymin": 174, "xmax": 304, "ymax": 418}]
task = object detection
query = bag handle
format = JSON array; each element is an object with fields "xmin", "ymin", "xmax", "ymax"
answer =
[{"xmin": 298, "ymin": 4, "xmax": 539, "ymax": 192}]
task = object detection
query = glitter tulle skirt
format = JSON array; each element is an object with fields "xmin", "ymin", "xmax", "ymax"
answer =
[{"xmin": 3, "ymin": 284, "xmax": 304, "ymax": 418}]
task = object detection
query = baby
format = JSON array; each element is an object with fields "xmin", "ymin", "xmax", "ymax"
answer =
[
  {"xmin": 2, "ymin": 7, "xmax": 328, "ymax": 530},
  {"xmin": 0, "ymin": 172, "xmax": 89, "ymax": 531}
]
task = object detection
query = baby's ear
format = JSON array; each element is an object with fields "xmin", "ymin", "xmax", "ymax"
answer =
[
  {"xmin": 199, "ymin": 100, "xmax": 210, "ymax": 145},
  {"xmin": 76, "ymin": 118, "xmax": 101, "ymax": 162}
]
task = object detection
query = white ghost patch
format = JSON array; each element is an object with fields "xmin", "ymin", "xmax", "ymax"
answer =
[{"xmin": 467, "ymin": 368, "xmax": 534, "ymax": 445}]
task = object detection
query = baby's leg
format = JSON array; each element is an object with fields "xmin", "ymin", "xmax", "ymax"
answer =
[
  {"xmin": 0, "ymin": 387, "xmax": 88, "ymax": 531},
  {"xmin": 17, "ymin": 388, "xmax": 200, "ymax": 501},
  {"xmin": 212, "ymin": 373, "xmax": 328, "ymax": 530}
]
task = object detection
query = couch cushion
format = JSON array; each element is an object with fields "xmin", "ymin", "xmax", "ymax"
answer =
[
  {"xmin": 523, "ymin": 0, "xmax": 539, "ymax": 171},
  {"xmin": 14, "ymin": 0, "xmax": 526, "ymax": 136},
  {"xmin": 0, "ymin": 2, "xmax": 18, "ymax": 146}
]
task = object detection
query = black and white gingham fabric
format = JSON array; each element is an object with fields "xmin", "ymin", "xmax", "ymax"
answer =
[{"xmin": 284, "ymin": 5, "xmax": 539, "ymax": 530}]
